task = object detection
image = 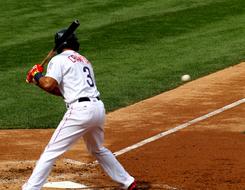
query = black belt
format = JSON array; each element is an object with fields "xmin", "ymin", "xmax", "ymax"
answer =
[{"xmin": 78, "ymin": 97, "xmax": 100, "ymax": 102}]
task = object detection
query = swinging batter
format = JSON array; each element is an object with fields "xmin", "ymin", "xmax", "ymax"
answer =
[{"xmin": 23, "ymin": 29, "xmax": 137, "ymax": 190}]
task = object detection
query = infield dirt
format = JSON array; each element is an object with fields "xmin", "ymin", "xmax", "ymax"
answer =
[{"xmin": 0, "ymin": 63, "xmax": 244, "ymax": 189}]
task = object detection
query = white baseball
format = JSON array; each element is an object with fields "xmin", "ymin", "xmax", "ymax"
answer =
[{"xmin": 181, "ymin": 74, "xmax": 191, "ymax": 82}]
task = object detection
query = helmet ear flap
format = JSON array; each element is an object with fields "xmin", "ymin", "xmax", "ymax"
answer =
[{"xmin": 56, "ymin": 42, "xmax": 65, "ymax": 54}]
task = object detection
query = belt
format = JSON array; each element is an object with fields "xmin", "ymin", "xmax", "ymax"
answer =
[{"xmin": 78, "ymin": 97, "xmax": 100, "ymax": 102}]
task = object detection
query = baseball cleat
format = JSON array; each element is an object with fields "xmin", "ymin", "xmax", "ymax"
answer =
[{"xmin": 128, "ymin": 181, "xmax": 138, "ymax": 190}]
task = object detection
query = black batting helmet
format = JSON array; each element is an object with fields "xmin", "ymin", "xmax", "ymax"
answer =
[{"xmin": 55, "ymin": 29, "xmax": 80, "ymax": 54}]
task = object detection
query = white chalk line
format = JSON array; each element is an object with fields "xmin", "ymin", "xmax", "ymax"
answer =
[
  {"xmin": 63, "ymin": 158, "xmax": 88, "ymax": 166},
  {"xmin": 60, "ymin": 98, "xmax": 244, "ymax": 190},
  {"xmin": 63, "ymin": 158, "xmax": 98, "ymax": 167},
  {"xmin": 0, "ymin": 160, "xmax": 36, "ymax": 165},
  {"xmin": 66, "ymin": 98, "xmax": 245, "ymax": 161},
  {"xmin": 114, "ymin": 98, "xmax": 245, "ymax": 157}
]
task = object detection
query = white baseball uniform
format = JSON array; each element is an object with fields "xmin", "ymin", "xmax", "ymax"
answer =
[{"xmin": 22, "ymin": 50, "xmax": 134, "ymax": 190}]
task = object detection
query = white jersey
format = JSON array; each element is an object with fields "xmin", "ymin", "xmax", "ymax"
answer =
[{"xmin": 46, "ymin": 50, "xmax": 100, "ymax": 104}]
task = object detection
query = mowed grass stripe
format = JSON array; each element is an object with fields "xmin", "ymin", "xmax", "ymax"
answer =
[{"xmin": 0, "ymin": 0, "xmax": 244, "ymax": 128}]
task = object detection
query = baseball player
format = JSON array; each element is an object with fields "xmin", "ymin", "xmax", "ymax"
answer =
[{"xmin": 23, "ymin": 29, "xmax": 137, "ymax": 190}]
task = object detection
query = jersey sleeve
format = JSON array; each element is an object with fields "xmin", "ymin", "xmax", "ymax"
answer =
[{"xmin": 45, "ymin": 58, "xmax": 63, "ymax": 84}]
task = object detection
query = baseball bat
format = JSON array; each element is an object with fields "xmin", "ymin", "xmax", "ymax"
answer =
[{"xmin": 40, "ymin": 19, "xmax": 80, "ymax": 67}]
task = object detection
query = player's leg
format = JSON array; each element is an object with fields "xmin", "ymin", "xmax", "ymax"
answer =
[
  {"xmin": 83, "ymin": 102, "xmax": 135, "ymax": 189},
  {"xmin": 23, "ymin": 105, "xmax": 93, "ymax": 190},
  {"xmin": 83, "ymin": 128, "xmax": 134, "ymax": 189}
]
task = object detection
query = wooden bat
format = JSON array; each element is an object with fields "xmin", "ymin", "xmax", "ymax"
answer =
[{"xmin": 40, "ymin": 19, "xmax": 80, "ymax": 67}]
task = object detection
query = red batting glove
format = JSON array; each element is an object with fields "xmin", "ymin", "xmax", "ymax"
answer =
[{"xmin": 26, "ymin": 64, "xmax": 44, "ymax": 83}]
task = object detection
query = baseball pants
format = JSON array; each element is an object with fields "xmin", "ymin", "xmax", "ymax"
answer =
[{"xmin": 22, "ymin": 98, "xmax": 134, "ymax": 190}]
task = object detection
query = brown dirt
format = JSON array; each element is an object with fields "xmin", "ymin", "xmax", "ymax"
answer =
[{"xmin": 0, "ymin": 63, "xmax": 244, "ymax": 190}]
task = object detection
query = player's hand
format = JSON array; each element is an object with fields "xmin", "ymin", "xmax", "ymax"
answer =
[{"xmin": 26, "ymin": 64, "xmax": 44, "ymax": 83}]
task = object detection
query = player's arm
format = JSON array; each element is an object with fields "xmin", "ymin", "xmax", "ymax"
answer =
[
  {"xmin": 37, "ymin": 77, "xmax": 62, "ymax": 96},
  {"xmin": 26, "ymin": 64, "xmax": 62, "ymax": 96}
]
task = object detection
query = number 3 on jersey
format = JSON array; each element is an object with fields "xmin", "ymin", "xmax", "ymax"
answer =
[{"xmin": 83, "ymin": 66, "xmax": 94, "ymax": 87}]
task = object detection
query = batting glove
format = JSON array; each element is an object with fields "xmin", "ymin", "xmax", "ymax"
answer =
[{"xmin": 26, "ymin": 64, "xmax": 44, "ymax": 84}]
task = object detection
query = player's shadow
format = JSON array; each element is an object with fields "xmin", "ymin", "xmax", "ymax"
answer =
[
  {"xmin": 111, "ymin": 180, "xmax": 180, "ymax": 190},
  {"xmin": 136, "ymin": 181, "xmax": 151, "ymax": 189},
  {"xmin": 110, "ymin": 181, "xmax": 151, "ymax": 190}
]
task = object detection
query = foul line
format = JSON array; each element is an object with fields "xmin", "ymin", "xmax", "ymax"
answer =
[
  {"xmin": 64, "ymin": 98, "xmax": 244, "ymax": 166},
  {"xmin": 59, "ymin": 98, "xmax": 244, "ymax": 190},
  {"xmin": 113, "ymin": 98, "xmax": 245, "ymax": 157},
  {"xmin": 6, "ymin": 99, "xmax": 242, "ymax": 189}
]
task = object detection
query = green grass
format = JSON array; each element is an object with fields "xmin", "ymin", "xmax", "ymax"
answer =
[{"xmin": 0, "ymin": 0, "xmax": 244, "ymax": 129}]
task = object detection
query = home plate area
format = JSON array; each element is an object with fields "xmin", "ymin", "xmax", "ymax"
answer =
[
  {"xmin": 43, "ymin": 180, "xmax": 179, "ymax": 189},
  {"xmin": 43, "ymin": 181, "xmax": 87, "ymax": 188}
]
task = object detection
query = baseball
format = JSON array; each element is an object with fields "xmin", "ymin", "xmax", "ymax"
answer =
[{"xmin": 181, "ymin": 74, "xmax": 191, "ymax": 82}]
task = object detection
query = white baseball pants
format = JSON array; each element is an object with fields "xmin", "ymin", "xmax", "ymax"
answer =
[{"xmin": 22, "ymin": 99, "xmax": 134, "ymax": 190}]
